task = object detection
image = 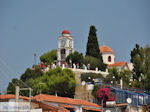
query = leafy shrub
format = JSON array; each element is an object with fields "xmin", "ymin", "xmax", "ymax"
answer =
[
  {"xmin": 83, "ymin": 56, "xmax": 102, "ymax": 70},
  {"xmin": 40, "ymin": 49, "xmax": 57, "ymax": 64},
  {"xmin": 81, "ymin": 72, "xmax": 104, "ymax": 83}
]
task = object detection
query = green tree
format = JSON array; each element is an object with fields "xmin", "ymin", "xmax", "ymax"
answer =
[
  {"xmin": 86, "ymin": 25, "xmax": 106, "ymax": 71},
  {"xmin": 83, "ymin": 56, "xmax": 106, "ymax": 71},
  {"xmin": 66, "ymin": 51, "xmax": 83, "ymax": 67},
  {"xmin": 7, "ymin": 68, "xmax": 43, "ymax": 95},
  {"xmin": 40, "ymin": 49, "xmax": 57, "ymax": 64},
  {"xmin": 143, "ymin": 46, "xmax": 150, "ymax": 90},
  {"xmin": 86, "ymin": 25, "xmax": 101, "ymax": 58},
  {"xmin": 104, "ymin": 68, "xmax": 119, "ymax": 85},
  {"xmin": 104, "ymin": 68, "xmax": 131, "ymax": 87},
  {"xmin": 29, "ymin": 67, "xmax": 76, "ymax": 98},
  {"xmin": 28, "ymin": 75, "xmax": 48, "ymax": 94},
  {"xmin": 119, "ymin": 69, "xmax": 132, "ymax": 88},
  {"xmin": 130, "ymin": 44, "xmax": 143, "ymax": 80},
  {"xmin": 20, "ymin": 68, "xmax": 43, "ymax": 82},
  {"xmin": 131, "ymin": 45, "xmax": 150, "ymax": 90},
  {"xmin": 7, "ymin": 78, "xmax": 25, "ymax": 94}
]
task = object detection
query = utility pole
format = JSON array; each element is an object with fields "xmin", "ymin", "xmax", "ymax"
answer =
[
  {"xmin": 34, "ymin": 53, "xmax": 36, "ymax": 65},
  {"xmin": 15, "ymin": 86, "xmax": 32, "ymax": 110},
  {"xmin": 29, "ymin": 88, "xmax": 32, "ymax": 109}
]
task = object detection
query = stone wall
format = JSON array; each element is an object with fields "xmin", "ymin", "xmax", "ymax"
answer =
[{"xmin": 72, "ymin": 69, "xmax": 108, "ymax": 101}]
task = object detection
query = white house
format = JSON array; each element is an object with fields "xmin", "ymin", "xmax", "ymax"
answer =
[
  {"xmin": 99, "ymin": 45, "xmax": 133, "ymax": 70},
  {"xmin": 33, "ymin": 94, "xmax": 102, "ymax": 112}
]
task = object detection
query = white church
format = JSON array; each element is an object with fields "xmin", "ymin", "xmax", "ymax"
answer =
[{"xmin": 57, "ymin": 30, "xmax": 133, "ymax": 71}]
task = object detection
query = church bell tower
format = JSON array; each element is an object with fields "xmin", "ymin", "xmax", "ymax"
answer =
[{"xmin": 57, "ymin": 30, "xmax": 74, "ymax": 62}]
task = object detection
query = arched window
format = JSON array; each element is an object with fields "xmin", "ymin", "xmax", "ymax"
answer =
[
  {"xmin": 61, "ymin": 49, "xmax": 66, "ymax": 60},
  {"xmin": 108, "ymin": 56, "xmax": 111, "ymax": 62},
  {"xmin": 61, "ymin": 49, "xmax": 66, "ymax": 54}
]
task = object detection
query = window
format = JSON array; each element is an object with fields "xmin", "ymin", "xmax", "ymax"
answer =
[
  {"xmin": 61, "ymin": 49, "xmax": 66, "ymax": 60},
  {"xmin": 108, "ymin": 56, "xmax": 111, "ymax": 62},
  {"xmin": 61, "ymin": 49, "xmax": 66, "ymax": 54}
]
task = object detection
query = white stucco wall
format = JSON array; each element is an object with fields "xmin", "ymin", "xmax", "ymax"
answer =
[
  {"xmin": 57, "ymin": 34, "xmax": 74, "ymax": 61},
  {"xmin": 57, "ymin": 49, "xmax": 61, "ymax": 61},
  {"xmin": 101, "ymin": 53, "xmax": 115, "ymax": 64},
  {"xmin": 62, "ymin": 34, "xmax": 70, "ymax": 37},
  {"xmin": 75, "ymin": 107, "xmax": 83, "ymax": 112},
  {"xmin": 128, "ymin": 63, "xmax": 134, "ymax": 71},
  {"xmin": 45, "ymin": 101, "xmax": 82, "ymax": 112}
]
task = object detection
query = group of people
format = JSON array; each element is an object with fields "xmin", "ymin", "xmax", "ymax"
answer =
[
  {"xmin": 37, "ymin": 62, "xmax": 56, "ymax": 72},
  {"xmin": 37, "ymin": 61, "xmax": 92, "ymax": 72}
]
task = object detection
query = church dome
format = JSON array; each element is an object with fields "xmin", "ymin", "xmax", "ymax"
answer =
[
  {"xmin": 62, "ymin": 30, "xmax": 70, "ymax": 34},
  {"xmin": 99, "ymin": 45, "xmax": 114, "ymax": 53}
]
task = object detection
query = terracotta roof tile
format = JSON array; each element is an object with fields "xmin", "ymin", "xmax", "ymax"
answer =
[
  {"xmin": 0, "ymin": 94, "xmax": 100, "ymax": 111},
  {"xmin": 108, "ymin": 62, "xmax": 127, "ymax": 67},
  {"xmin": 60, "ymin": 104, "xmax": 75, "ymax": 109},
  {"xmin": 83, "ymin": 107, "xmax": 102, "ymax": 112},
  {"xmin": 0, "ymin": 94, "xmax": 29, "ymax": 100},
  {"xmin": 115, "ymin": 103, "xmax": 128, "ymax": 107},
  {"xmin": 33, "ymin": 94, "xmax": 100, "ymax": 108},
  {"xmin": 38, "ymin": 102, "xmax": 70, "ymax": 112},
  {"xmin": 99, "ymin": 46, "xmax": 114, "ymax": 53},
  {"xmin": 73, "ymin": 99, "xmax": 100, "ymax": 107}
]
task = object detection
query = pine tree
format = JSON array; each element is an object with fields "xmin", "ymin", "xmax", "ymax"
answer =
[{"xmin": 86, "ymin": 25, "xmax": 106, "ymax": 71}]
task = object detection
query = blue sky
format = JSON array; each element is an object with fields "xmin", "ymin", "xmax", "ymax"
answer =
[{"xmin": 0, "ymin": 0, "xmax": 150, "ymax": 91}]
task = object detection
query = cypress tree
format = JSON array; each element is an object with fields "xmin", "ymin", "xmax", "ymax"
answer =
[
  {"xmin": 86, "ymin": 26, "xmax": 100, "ymax": 58},
  {"xmin": 86, "ymin": 25, "xmax": 106, "ymax": 71}
]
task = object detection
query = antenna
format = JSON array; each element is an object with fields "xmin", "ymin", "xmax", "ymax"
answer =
[{"xmin": 34, "ymin": 53, "xmax": 36, "ymax": 65}]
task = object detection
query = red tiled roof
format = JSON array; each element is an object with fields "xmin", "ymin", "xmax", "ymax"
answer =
[
  {"xmin": 60, "ymin": 104, "xmax": 75, "ymax": 109},
  {"xmin": 108, "ymin": 62, "xmax": 127, "ymax": 67},
  {"xmin": 38, "ymin": 102, "xmax": 70, "ymax": 112},
  {"xmin": 83, "ymin": 107, "xmax": 102, "ymax": 112},
  {"xmin": 105, "ymin": 103, "xmax": 128, "ymax": 107},
  {"xmin": 38, "ymin": 102, "xmax": 59, "ymax": 111},
  {"xmin": 73, "ymin": 99, "xmax": 100, "ymax": 107},
  {"xmin": 62, "ymin": 30, "xmax": 70, "ymax": 34},
  {"xmin": 0, "ymin": 94, "xmax": 29, "ymax": 100},
  {"xmin": 33, "ymin": 94, "xmax": 100, "ymax": 108},
  {"xmin": 99, "ymin": 46, "xmax": 114, "ymax": 53},
  {"xmin": 116, "ymin": 103, "xmax": 128, "ymax": 107}
]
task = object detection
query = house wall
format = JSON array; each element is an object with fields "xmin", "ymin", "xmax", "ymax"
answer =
[
  {"xmin": 45, "ymin": 101, "xmax": 82, "ymax": 112},
  {"xmin": 44, "ymin": 101, "xmax": 100, "ymax": 112},
  {"xmin": 102, "ymin": 53, "xmax": 115, "ymax": 64}
]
